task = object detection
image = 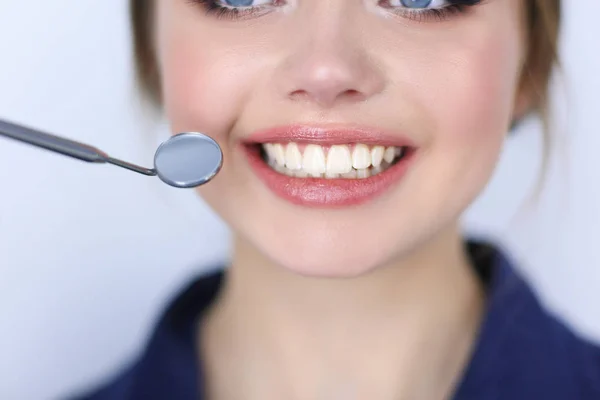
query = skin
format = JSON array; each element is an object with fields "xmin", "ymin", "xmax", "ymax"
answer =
[{"xmin": 154, "ymin": 0, "xmax": 530, "ymax": 398}]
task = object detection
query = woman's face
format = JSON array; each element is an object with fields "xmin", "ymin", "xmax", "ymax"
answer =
[{"xmin": 155, "ymin": 0, "xmax": 527, "ymax": 277}]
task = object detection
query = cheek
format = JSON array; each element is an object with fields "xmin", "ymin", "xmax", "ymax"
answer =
[
  {"xmin": 158, "ymin": 42, "xmax": 246, "ymax": 210},
  {"xmin": 159, "ymin": 39, "xmax": 245, "ymax": 139},
  {"xmin": 156, "ymin": 5, "xmax": 269, "ymax": 148},
  {"xmin": 440, "ymin": 41, "xmax": 521, "ymax": 144},
  {"xmin": 413, "ymin": 21, "xmax": 523, "ymax": 172},
  {"xmin": 155, "ymin": 33, "xmax": 242, "ymax": 215},
  {"xmin": 413, "ymin": 31, "xmax": 522, "ymax": 147},
  {"xmin": 380, "ymin": 18, "xmax": 524, "ymax": 223}
]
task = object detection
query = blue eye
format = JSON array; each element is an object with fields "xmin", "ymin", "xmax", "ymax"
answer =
[
  {"xmin": 387, "ymin": 0, "xmax": 448, "ymax": 10},
  {"xmin": 400, "ymin": 0, "xmax": 433, "ymax": 8},
  {"xmin": 222, "ymin": 0, "xmax": 254, "ymax": 5},
  {"xmin": 219, "ymin": 0, "xmax": 271, "ymax": 7}
]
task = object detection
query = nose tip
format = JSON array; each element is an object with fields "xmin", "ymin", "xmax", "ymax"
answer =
[
  {"xmin": 280, "ymin": 47, "xmax": 385, "ymax": 109},
  {"xmin": 288, "ymin": 66, "xmax": 372, "ymax": 107}
]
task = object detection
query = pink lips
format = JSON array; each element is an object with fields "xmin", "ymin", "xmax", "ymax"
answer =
[
  {"xmin": 245, "ymin": 124, "xmax": 414, "ymax": 147},
  {"xmin": 242, "ymin": 124, "xmax": 417, "ymax": 208}
]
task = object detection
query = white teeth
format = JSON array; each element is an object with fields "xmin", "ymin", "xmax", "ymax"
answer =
[
  {"xmin": 383, "ymin": 146, "xmax": 396, "ymax": 163},
  {"xmin": 356, "ymin": 169, "xmax": 371, "ymax": 179},
  {"xmin": 272, "ymin": 143, "xmax": 286, "ymax": 166},
  {"xmin": 274, "ymin": 164, "xmax": 293, "ymax": 176},
  {"xmin": 263, "ymin": 142, "xmax": 406, "ymax": 179},
  {"xmin": 326, "ymin": 145, "xmax": 353, "ymax": 174},
  {"xmin": 264, "ymin": 143, "xmax": 275, "ymax": 162},
  {"xmin": 342, "ymin": 169, "xmax": 358, "ymax": 179},
  {"xmin": 264, "ymin": 143, "xmax": 287, "ymax": 166},
  {"xmin": 285, "ymin": 142, "xmax": 303, "ymax": 170},
  {"xmin": 303, "ymin": 144, "xmax": 327, "ymax": 176},
  {"xmin": 273, "ymin": 163, "xmax": 284, "ymax": 173},
  {"xmin": 352, "ymin": 144, "xmax": 371, "ymax": 170},
  {"xmin": 371, "ymin": 146, "xmax": 385, "ymax": 168}
]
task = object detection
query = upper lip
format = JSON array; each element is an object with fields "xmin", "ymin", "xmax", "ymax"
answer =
[{"xmin": 243, "ymin": 123, "xmax": 416, "ymax": 147}]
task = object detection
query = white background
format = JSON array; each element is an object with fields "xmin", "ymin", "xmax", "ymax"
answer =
[{"xmin": 0, "ymin": 1, "xmax": 598, "ymax": 399}]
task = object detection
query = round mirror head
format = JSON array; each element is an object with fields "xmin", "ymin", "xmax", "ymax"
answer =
[{"xmin": 154, "ymin": 132, "xmax": 223, "ymax": 188}]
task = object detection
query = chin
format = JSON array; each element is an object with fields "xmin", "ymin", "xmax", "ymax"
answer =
[
  {"xmin": 267, "ymin": 247, "xmax": 384, "ymax": 279},
  {"xmin": 248, "ymin": 223, "xmax": 413, "ymax": 279},
  {"xmin": 283, "ymin": 252, "xmax": 377, "ymax": 279}
]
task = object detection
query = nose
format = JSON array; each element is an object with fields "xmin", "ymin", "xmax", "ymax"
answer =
[{"xmin": 274, "ymin": 12, "xmax": 386, "ymax": 109}]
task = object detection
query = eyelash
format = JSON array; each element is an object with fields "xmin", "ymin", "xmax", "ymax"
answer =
[
  {"xmin": 186, "ymin": 0, "xmax": 482, "ymax": 22},
  {"xmin": 384, "ymin": 1, "xmax": 482, "ymax": 22}
]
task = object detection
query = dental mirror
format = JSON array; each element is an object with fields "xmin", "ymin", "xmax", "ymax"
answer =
[{"xmin": 0, "ymin": 118, "xmax": 223, "ymax": 188}]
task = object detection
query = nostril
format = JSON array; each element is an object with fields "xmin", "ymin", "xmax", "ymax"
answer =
[
  {"xmin": 288, "ymin": 88, "xmax": 365, "ymax": 106},
  {"xmin": 344, "ymin": 89, "xmax": 362, "ymax": 99},
  {"xmin": 289, "ymin": 89, "xmax": 306, "ymax": 98}
]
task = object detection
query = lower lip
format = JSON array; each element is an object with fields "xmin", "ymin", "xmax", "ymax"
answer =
[{"xmin": 243, "ymin": 145, "xmax": 415, "ymax": 208}]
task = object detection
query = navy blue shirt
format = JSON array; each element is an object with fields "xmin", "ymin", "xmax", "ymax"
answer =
[{"xmin": 73, "ymin": 242, "xmax": 600, "ymax": 399}]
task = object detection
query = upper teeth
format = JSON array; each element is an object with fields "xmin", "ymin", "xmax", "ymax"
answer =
[{"xmin": 263, "ymin": 143, "xmax": 403, "ymax": 177}]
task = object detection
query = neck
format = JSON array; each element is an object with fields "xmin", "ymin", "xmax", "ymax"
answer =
[{"xmin": 201, "ymin": 226, "xmax": 485, "ymax": 400}]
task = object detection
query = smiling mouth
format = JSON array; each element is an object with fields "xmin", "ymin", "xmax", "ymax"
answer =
[
  {"xmin": 258, "ymin": 142, "xmax": 409, "ymax": 179},
  {"xmin": 241, "ymin": 124, "xmax": 417, "ymax": 207}
]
